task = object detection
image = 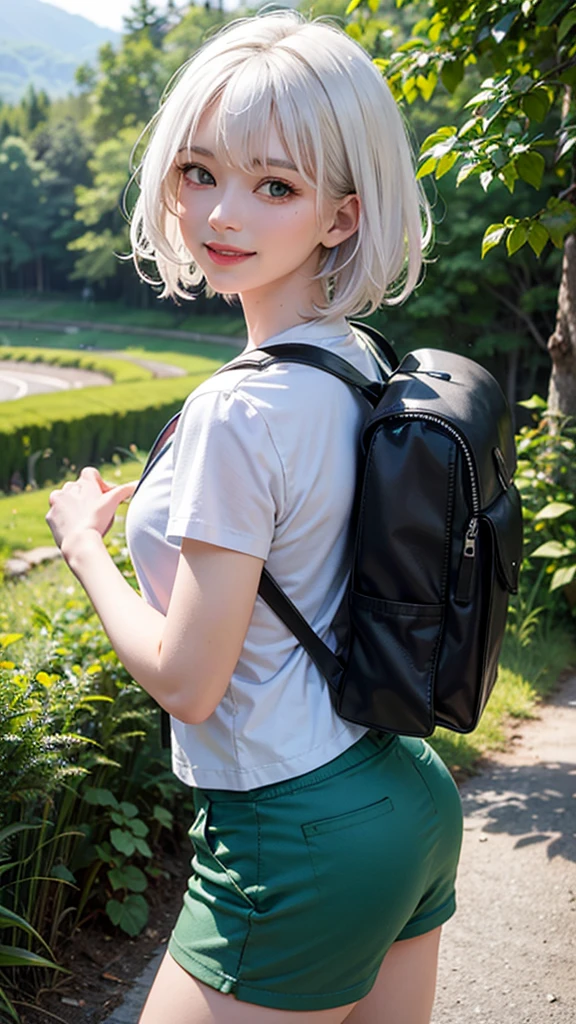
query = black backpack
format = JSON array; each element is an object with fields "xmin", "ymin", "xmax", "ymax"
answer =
[{"xmin": 218, "ymin": 322, "xmax": 523, "ymax": 737}]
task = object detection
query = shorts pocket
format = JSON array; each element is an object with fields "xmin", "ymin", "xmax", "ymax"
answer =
[
  {"xmin": 302, "ymin": 796, "xmax": 394, "ymax": 838},
  {"xmin": 189, "ymin": 802, "xmax": 256, "ymax": 909}
]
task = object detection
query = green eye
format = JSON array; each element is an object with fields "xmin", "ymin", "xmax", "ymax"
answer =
[{"xmin": 260, "ymin": 180, "xmax": 294, "ymax": 199}]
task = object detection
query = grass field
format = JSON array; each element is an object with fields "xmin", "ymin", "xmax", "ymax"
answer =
[
  {"xmin": 0, "ymin": 294, "xmax": 246, "ymax": 337},
  {"xmin": 0, "ymin": 455, "xmax": 143, "ymax": 553},
  {"xmin": 0, "ymin": 325, "xmax": 243, "ymax": 365}
]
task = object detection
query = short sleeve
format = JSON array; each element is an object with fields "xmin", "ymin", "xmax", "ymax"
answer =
[{"xmin": 166, "ymin": 388, "xmax": 285, "ymax": 559}]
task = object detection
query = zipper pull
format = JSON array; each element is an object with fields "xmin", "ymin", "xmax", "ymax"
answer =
[{"xmin": 455, "ymin": 517, "xmax": 478, "ymax": 604}]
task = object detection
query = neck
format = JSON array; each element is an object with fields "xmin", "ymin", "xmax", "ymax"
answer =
[{"xmin": 239, "ymin": 268, "xmax": 327, "ymax": 348}]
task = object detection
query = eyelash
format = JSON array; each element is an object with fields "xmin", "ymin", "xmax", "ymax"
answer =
[{"xmin": 177, "ymin": 163, "xmax": 299, "ymax": 200}]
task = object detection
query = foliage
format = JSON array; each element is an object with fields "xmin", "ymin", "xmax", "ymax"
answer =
[
  {"xmin": 0, "ymin": 371, "xmax": 209, "ymax": 491},
  {"xmin": 69, "ymin": 126, "xmax": 143, "ymax": 286},
  {"xmin": 0, "ymin": 346, "xmax": 152, "ymax": 385},
  {"xmin": 0, "ymin": 553, "xmax": 193, "ymax": 1011},
  {"xmin": 0, "ymin": 137, "xmax": 55, "ymax": 293},
  {"xmin": 515, "ymin": 395, "xmax": 576, "ymax": 600},
  {"xmin": 357, "ymin": 0, "xmax": 576, "ymax": 261}
]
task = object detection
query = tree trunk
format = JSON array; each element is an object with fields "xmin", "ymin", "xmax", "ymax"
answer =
[{"xmin": 547, "ymin": 233, "xmax": 576, "ymax": 418}]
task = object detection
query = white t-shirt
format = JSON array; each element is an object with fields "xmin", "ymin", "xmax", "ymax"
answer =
[{"xmin": 125, "ymin": 317, "xmax": 383, "ymax": 791}]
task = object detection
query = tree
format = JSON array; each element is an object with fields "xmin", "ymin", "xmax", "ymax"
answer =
[
  {"xmin": 351, "ymin": 0, "xmax": 576, "ymax": 415},
  {"xmin": 68, "ymin": 126, "xmax": 142, "ymax": 291},
  {"xmin": 123, "ymin": 0, "xmax": 169, "ymax": 48},
  {"xmin": 32, "ymin": 118, "xmax": 92, "ymax": 289},
  {"xmin": 0, "ymin": 136, "xmax": 54, "ymax": 292}
]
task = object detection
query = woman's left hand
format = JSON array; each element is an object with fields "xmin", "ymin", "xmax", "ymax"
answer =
[{"xmin": 46, "ymin": 467, "xmax": 137, "ymax": 555}]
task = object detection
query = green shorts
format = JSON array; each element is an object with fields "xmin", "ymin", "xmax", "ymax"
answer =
[{"xmin": 169, "ymin": 732, "xmax": 463, "ymax": 1011}]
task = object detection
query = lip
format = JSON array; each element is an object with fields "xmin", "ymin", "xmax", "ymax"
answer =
[{"xmin": 205, "ymin": 243, "xmax": 256, "ymax": 266}]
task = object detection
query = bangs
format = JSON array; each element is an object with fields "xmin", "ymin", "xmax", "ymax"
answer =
[{"xmin": 176, "ymin": 51, "xmax": 332, "ymax": 195}]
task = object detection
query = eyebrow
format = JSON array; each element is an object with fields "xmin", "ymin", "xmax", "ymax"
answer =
[{"xmin": 177, "ymin": 145, "xmax": 298, "ymax": 172}]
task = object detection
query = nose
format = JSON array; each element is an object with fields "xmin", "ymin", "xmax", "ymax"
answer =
[{"xmin": 208, "ymin": 186, "xmax": 242, "ymax": 234}]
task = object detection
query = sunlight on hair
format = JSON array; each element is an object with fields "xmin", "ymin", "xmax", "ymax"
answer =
[{"xmin": 130, "ymin": 10, "xmax": 432, "ymax": 318}]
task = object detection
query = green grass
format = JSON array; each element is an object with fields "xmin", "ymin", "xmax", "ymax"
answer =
[
  {"xmin": 0, "ymin": 344, "xmax": 153, "ymax": 383},
  {"xmin": 0, "ymin": 294, "xmax": 246, "ymax": 337},
  {"xmin": 0, "ymin": 456, "xmax": 144, "ymax": 553},
  {"xmin": 0, "ymin": 327, "xmax": 242, "ymax": 367},
  {"xmin": 430, "ymin": 626, "xmax": 575, "ymax": 774}
]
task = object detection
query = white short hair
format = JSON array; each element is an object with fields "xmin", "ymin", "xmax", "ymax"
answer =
[{"xmin": 130, "ymin": 10, "xmax": 431, "ymax": 319}]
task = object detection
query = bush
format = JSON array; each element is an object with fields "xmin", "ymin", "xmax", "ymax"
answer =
[
  {"xmin": 0, "ymin": 346, "xmax": 153, "ymax": 385},
  {"xmin": 0, "ymin": 373, "xmax": 208, "ymax": 490},
  {"xmin": 0, "ymin": 548, "xmax": 193, "ymax": 1013}
]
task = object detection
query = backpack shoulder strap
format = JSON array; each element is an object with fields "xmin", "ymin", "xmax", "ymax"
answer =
[
  {"xmin": 258, "ymin": 571, "xmax": 343, "ymax": 693},
  {"xmin": 349, "ymin": 320, "xmax": 400, "ymax": 372},
  {"xmin": 216, "ymin": 342, "xmax": 386, "ymax": 407}
]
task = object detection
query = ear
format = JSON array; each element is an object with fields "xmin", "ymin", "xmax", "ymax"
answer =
[{"xmin": 322, "ymin": 194, "xmax": 361, "ymax": 249}]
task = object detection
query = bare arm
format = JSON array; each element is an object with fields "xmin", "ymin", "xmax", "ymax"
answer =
[{"xmin": 47, "ymin": 468, "xmax": 263, "ymax": 724}]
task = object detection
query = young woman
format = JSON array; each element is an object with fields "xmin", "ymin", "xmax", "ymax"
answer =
[{"xmin": 46, "ymin": 12, "xmax": 463, "ymax": 1023}]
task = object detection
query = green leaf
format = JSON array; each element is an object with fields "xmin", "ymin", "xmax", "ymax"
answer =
[
  {"xmin": 551, "ymin": 564, "xmax": 576, "ymax": 590},
  {"xmin": 482, "ymin": 223, "xmax": 507, "ymax": 258},
  {"xmin": 416, "ymin": 72, "xmax": 437, "ymax": 102},
  {"xmin": 345, "ymin": 0, "xmax": 362, "ymax": 13},
  {"xmin": 441, "ymin": 59, "xmax": 464, "ymax": 93},
  {"xmin": 129, "ymin": 818, "xmax": 149, "ymax": 838},
  {"xmin": 507, "ymin": 222, "xmax": 528, "ymax": 255},
  {"xmin": 0, "ymin": 822, "xmax": 41, "ymax": 847},
  {"xmin": 559, "ymin": 9, "xmax": 576, "ymax": 40},
  {"xmin": 0, "ymin": 944, "xmax": 63, "ymax": 970},
  {"xmin": 491, "ymin": 11, "xmax": 518, "ymax": 42},
  {"xmin": 498, "ymin": 162, "xmax": 518, "ymax": 194},
  {"xmin": 518, "ymin": 395, "xmax": 547, "ymax": 410},
  {"xmin": 119, "ymin": 801, "xmax": 139, "ymax": 819},
  {"xmin": 528, "ymin": 221, "xmax": 550, "ymax": 257},
  {"xmin": 531, "ymin": 541, "xmax": 572, "ymax": 558},
  {"xmin": 456, "ymin": 162, "xmax": 479, "ymax": 185},
  {"xmin": 537, "ymin": 0, "xmax": 571, "ymax": 28},
  {"xmin": 153, "ymin": 805, "xmax": 174, "ymax": 829},
  {"xmin": 110, "ymin": 829, "xmax": 136, "ymax": 856},
  {"xmin": 51, "ymin": 864, "xmax": 76, "ymax": 884},
  {"xmin": 521, "ymin": 89, "xmax": 551, "ymax": 123},
  {"xmin": 515, "ymin": 151, "xmax": 546, "ymax": 190},
  {"xmin": 0, "ymin": 987, "xmax": 18, "ymax": 1022},
  {"xmin": 416, "ymin": 156, "xmax": 438, "ymax": 179},
  {"xmin": 534, "ymin": 501, "xmax": 574, "ymax": 520},
  {"xmin": 435, "ymin": 151, "xmax": 458, "ymax": 178},
  {"xmin": 420, "ymin": 126, "xmax": 458, "ymax": 154},
  {"xmin": 106, "ymin": 894, "xmax": 149, "ymax": 937},
  {"xmin": 0, "ymin": 906, "xmax": 52, "ymax": 955},
  {"xmin": 83, "ymin": 787, "xmax": 119, "ymax": 809},
  {"xmin": 109, "ymin": 865, "xmax": 148, "ymax": 893},
  {"xmin": 133, "ymin": 837, "xmax": 153, "ymax": 858}
]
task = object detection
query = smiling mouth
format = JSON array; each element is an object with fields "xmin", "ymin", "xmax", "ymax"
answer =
[{"xmin": 205, "ymin": 244, "xmax": 256, "ymax": 265}]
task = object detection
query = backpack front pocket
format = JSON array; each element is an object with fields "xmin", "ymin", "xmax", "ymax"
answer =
[{"xmin": 337, "ymin": 594, "xmax": 444, "ymax": 736}]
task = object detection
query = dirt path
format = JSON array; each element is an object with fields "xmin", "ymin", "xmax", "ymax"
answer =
[{"xmin": 432, "ymin": 674, "xmax": 576, "ymax": 1023}]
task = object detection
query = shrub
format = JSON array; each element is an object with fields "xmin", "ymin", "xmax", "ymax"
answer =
[
  {"xmin": 0, "ymin": 346, "xmax": 153, "ymax": 385},
  {"xmin": 0, "ymin": 373, "xmax": 208, "ymax": 490}
]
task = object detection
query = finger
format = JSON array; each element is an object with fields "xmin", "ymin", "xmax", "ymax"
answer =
[{"xmin": 99, "ymin": 482, "xmax": 137, "ymax": 518}]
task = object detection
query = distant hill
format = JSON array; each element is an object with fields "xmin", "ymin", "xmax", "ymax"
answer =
[{"xmin": 0, "ymin": 0, "xmax": 120, "ymax": 104}]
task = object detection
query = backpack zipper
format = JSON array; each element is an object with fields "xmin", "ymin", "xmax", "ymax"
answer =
[{"xmin": 384, "ymin": 411, "xmax": 480, "ymax": 604}]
